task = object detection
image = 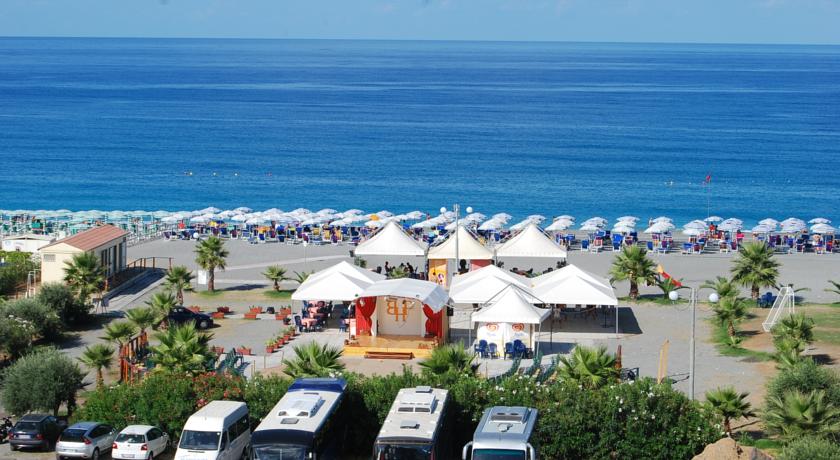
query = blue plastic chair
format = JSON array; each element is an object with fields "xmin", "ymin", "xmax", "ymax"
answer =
[
  {"xmin": 294, "ymin": 315, "xmax": 305, "ymax": 333},
  {"xmin": 513, "ymin": 340, "xmax": 527, "ymax": 359},
  {"xmin": 475, "ymin": 339, "xmax": 488, "ymax": 358},
  {"xmin": 504, "ymin": 342, "xmax": 514, "ymax": 360},
  {"xmin": 581, "ymin": 239, "xmax": 590, "ymax": 250},
  {"xmin": 488, "ymin": 343, "xmax": 499, "ymax": 359}
]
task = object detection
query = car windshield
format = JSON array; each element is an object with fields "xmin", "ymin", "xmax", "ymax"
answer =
[
  {"xmin": 179, "ymin": 430, "xmax": 220, "ymax": 451},
  {"xmin": 116, "ymin": 433, "xmax": 146, "ymax": 443},
  {"xmin": 60, "ymin": 429, "xmax": 88, "ymax": 443},
  {"xmin": 14, "ymin": 422, "xmax": 39, "ymax": 431},
  {"xmin": 375, "ymin": 443, "xmax": 432, "ymax": 460},
  {"xmin": 473, "ymin": 449, "xmax": 527, "ymax": 460},
  {"xmin": 252, "ymin": 444, "xmax": 308, "ymax": 460}
]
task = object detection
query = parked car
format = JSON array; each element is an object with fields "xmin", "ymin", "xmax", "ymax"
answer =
[
  {"xmin": 55, "ymin": 422, "xmax": 117, "ymax": 460},
  {"xmin": 168, "ymin": 306, "xmax": 214, "ymax": 329},
  {"xmin": 112, "ymin": 425, "xmax": 170, "ymax": 460},
  {"xmin": 8, "ymin": 413, "xmax": 65, "ymax": 451}
]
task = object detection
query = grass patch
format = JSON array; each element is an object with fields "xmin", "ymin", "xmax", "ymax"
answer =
[
  {"xmin": 618, "ymin": 295, "xmax": 688, "ymax": 306},
  {"xmin": 263, "ymin": 289, "xmax": 294, "ymax": 300},
  {"xmin": 737, "ymin": 434, "xmax": 783, "ymax": 452},
  {"xmin": 709, "ymin": 320, "xmax": 773, "ymax": 361},
  {"xmin": 195, "ymin": 289, "xmax": 225, "ymax": 298},
  {"xmin": 814, "ymin": 329, "xmax": 840, "ymax": 346}
]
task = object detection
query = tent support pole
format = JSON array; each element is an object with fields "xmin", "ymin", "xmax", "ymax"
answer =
[{"xmin": 615, "ymin": 304, "xmax": 619, "ymax": 337}]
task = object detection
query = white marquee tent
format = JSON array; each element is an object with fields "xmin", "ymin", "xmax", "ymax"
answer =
[
  {"xmin": 357, "ymin": 278, "xmax": 450, "ymax": 312},
  {"xmin": 471, "ymin": 285, "xmax": 550, "ymax": 352},
  {"xmin": 291, "ymin": 261, "xmax": 385, "ymax": 301},
  {"xmin": 495, "ymin": 223, "xmax": 567, "ymax": 259},
  {"xmin": 449, "ymin": 264, "xmax": 535, "ymax": 304},
  {"xmin": 354, "ymin": 220, "xmax": 427, "ymax": 257},
  {"xmin": 531, "ymin": 264, "xmax": 611, "ymax": 292},
  {"xmin": 427, "ymin": 225, "xmax": 494, "ymax": 260}
]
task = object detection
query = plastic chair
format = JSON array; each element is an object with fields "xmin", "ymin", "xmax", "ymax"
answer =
[
  {"xmin": 339, "ymin": 319, "xmax": 348, "ymax": 333},
  {"xmin": 513, "ymin": 340, "xmax": 527, "ymax": 359},
  {"xmin": 294, "ymin": 315, "xmax": 304, "ymax": 333},
  {"xmin": 488, "ymin": 343, "xmax": 499, "ymax": 359},
  {"xmin": 475, "ymin": 339, "xmax": 488, "ymax": 358},
  {"xmin": 503, "ymin": 342, "xmax": 514, "ymax": 360}
]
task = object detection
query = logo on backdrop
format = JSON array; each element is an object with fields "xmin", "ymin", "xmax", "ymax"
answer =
[{"xmin": 386, "ymin": 298, "xmax": 409, "ymax": 322}]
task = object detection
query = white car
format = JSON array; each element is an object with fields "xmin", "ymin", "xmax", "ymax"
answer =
[
  {"xmin": 112, "ymin": 425, "xmax": 170, "ymax": 460},
  {"xmin": 55, "ymin": 422, "xmax": 117, "ymax": 460}
]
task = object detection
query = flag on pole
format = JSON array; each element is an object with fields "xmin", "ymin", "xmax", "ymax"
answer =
[
  {"xmin": 656, "ymin": 264, "xmax": 683, "ymax": 287},
  {"xmin": 704, "ymin": 174, "xmax": 712, "ymax": 184}
]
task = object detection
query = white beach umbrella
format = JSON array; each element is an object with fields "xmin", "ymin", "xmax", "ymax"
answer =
[
  {"xmin": 781, "ymin": 217, "xmax": 804, "ymax": 225},
  {"xmin": 704, "ymin": 216, "xmax": 723, "ymax": 223},
  {"xmin": 161, "ymin": 216, "xmax": 180, "ymax": 223},
  {"xmin": 375, "ymin": 210, "xmax": 394, "ymax": 218},
  {"xmin": 759, "ymin": 218, "xmax": 779, "ymax": 227},
  {"xmin": 492, "ymin": 213, "xmax": 513, "ymax": 223},
  {"xmin": 405, "ymin": 211, "xmax": 425, "ymax": 220},
  {"xmin": 751, "ymin": 224, "xmax": 774, "ymax": 233},
  {"xmin": 231, "ymin": 214, "xmax": 249, "ymax": 222},
  {"xmin": 811, "ymin": 223, "xmax": 837, "ymax": 234},
  {"xmin": 316, "ymin": 208, "xmax": 338, "ymax": 215},
  {"xmin": 616, "ymin": 216, "xmax": 639, "ymax": 223},
  {"xmin": 245, "ymin": 217, "xmax": 267, "ymax": 225},
  {"xmin": 580, "ymin": 223, "xmax": 602, "ymax": 232},
  {"xmin": 584, "ymin": 217, "xmax": 607, "ymax": 225},
  {"xmin": 342, "ymin": 209, "xmax": 364, "ymax": 216},
  {"xmin": 190, "ymin": 216, "xmax": 209, "ymax": 224},
  {"xmin": 809, "ymin": 218, "xmax": 832, "ymax": 224},
  {"xmin": 722, "ymin": 218, "xmax": 743, "ymax": 225},
  {"xmin": 477, "ymin": 218, "xmax": 505, "ymax": 231},
  {"xmin": 613, "ymin": 224, "xmax": 636, "ymax": 234},
  {"xmin": 683, "ymin": 221, "xmax": 707, "ymax": 230},
  {"xmin": 527, "ymin": 214, "xmax": 546, "ymax": 223},
  {"xmin": 545, "ymin": 219, "xmax": 573, "ymax": 232},
  {"xmin": 644, "ymin": 222, "xmax": 674, "ymax": 234},
  {"xmin": 463, "ymin": 212, "xmax": 487, "ymax": 223},
  {"xmin": 718, "ymin": 222, "xmax": 741, "ymax": 232},
  {"xmin": 652, "ymin": 216, "xmax": 672, "ymax": 223},
  {"xmin": 682, "ymin": 228, "xmax": 705, "ymax": 236}
]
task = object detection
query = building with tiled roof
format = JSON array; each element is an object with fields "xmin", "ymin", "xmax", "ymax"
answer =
[{"xmin": 40, "ymin": 225, "xmax": 129, "ymax": 284}]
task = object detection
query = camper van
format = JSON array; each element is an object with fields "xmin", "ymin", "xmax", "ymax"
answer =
[
  {"xmin": 175, "ymin": 400, "xmax": 250, "ymax": 460},
  {"xmin": 462, "ymin": 406, "xmax": 539, "ymax": 460},
  {"xmin": 250, "ymin": 378, "xmax": 347, "ymax": 460},
  {"xmin": 373, "ymin": 386, "xmax": 450, "ymax": 460}
]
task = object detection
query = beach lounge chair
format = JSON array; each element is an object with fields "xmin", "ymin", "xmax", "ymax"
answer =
[
  {"xmin": 682, "ymin": 242, "xmax": 693, "ymax": 254},
  {"xmin": 581, "ymin": 239, "xmax": 589, "ymax": 251},
  {"xmin": 258, "ymin": 232, "xmax": 266, "ymax": 243},
  {"xmin": 612, "ymin": 235, "xmax": 623, "ymax": 251}
]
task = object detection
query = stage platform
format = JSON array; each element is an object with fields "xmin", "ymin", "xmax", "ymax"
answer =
[{"xmin": 343, "ymin": 334, "xmax": 439, "ymax": 359}]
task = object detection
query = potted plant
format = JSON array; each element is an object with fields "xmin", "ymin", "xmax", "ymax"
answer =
[
  {"xmin": 236, "ymin": 345, "xmax": 252, "ymax": 355},
  {"xmin": 249, "ymin": 306, "xmax": 263, "ymax": 314},
  {"xmin": 275, "ymin": 311, "xmax": 287, "ymax": 321},
  {"xmin": 265, "ymin": 339, "xmax": 276, "ymax": 354},
  {"xmin": 188, "ymin": 306, "xmax": 202, "ymax": 313},
  {"xmin": 217, "ymin": 306, "xmax": 231, "ymax": 314},
  {"xmin": 212, "ymin": 311, "xmax": 225, "ymax": 320}
]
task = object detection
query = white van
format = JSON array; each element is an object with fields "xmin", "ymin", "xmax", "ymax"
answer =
[{"xmin": 175, "ymin": 401, "xmax": 250, "ymax": 460}]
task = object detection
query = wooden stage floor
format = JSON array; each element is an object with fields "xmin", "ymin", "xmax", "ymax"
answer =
[{"xmin": 344, "ymin": 334, "xmax": 439, "ymax": 359}]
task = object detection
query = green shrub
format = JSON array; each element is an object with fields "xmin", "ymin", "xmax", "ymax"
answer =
[
  {"xmin": 1, "ymin": 347, "xmax": 84, "ymax": 415},
  {"xmin": 0, "ymin": 315, "xmax": 35, "ymax": 358},
  {"xmin": 0, "ymin": 251, "xmax": 37, "ymax": 297},
  {"xmin": 0, "ymin": 298, "xmax": 63, "ymax": 341},
  {"xmin": 38, "ymin": 282, "xmax": 90, "ymax": 325},
  {"xmin": 244, "ymin": 374, "xmax": 291, "ymax": 424},
  {"xmin": 778, "ymin": 436, "xmax": 840, "ymax": 460},
  {"xmin": 766, "ymin": 359, "xmax": 840, "ymax": 410}
]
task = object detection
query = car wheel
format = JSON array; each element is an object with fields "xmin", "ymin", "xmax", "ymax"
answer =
[
  {"xmin": 199, "ymin": 320, "xmax": 209, "ymax": 329},
  {"xmin": 92, "ymin": 447, "xmax": 100, "ymax": 460},
  {"xmin": 10, "ymin": 444, "xmax": 17, "ymax": 451},
  {"xmin": 147, "ymin": 451, "xmax": 154, "ymax": 460}
]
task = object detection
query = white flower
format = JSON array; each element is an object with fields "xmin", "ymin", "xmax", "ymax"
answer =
[{"xmin": 618, "ymin": 408, "xmax": 622, "ymax": 413}]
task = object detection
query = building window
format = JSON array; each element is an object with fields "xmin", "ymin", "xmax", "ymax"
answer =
[{"xmin": 43, "ymin": 254, "xmax": 55, "ymax": 262}]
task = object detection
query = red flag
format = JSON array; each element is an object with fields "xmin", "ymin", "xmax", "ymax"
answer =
[
  {"xmin": 704, "ymin": 174, "xmax": 712, "ymax": 184},
  {"xmin": 656, "ymin": 264, "xmax": 683, "ymax": 287}
]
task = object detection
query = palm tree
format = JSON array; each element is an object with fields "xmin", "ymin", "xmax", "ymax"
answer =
[
  {"xmin": 262, "ymin": 265, "xmax": 289, "ymax": 292},
  {"xmin": 774, "ymin": 346, "xmax": 806, "ymax": 371},
  {"xmin": 712, "ymin": 296, "xmax": 749, "ymax": 340},
  {"xmin": 149, "ymin": 323, "xmax": 215, "ymax": 374},
  {"xmin": 764, "ymin": 389, "xmax": 840, "ymax": 440},
  {"xmin": 705, "ymin": 386, "xmax": 755, "ymax": 437},
  {"xmin": 418, "ymin": 344, "xmax": 477, "ymax": 376},
  {"xmin": 609, "ymin": 246, "xmax": 657, "ymax": 300},
  {"xmin": 772, "ymin": 313, "xmax": 815, "ymax": 354},
  {"xmin": 656, "ymin": 276, "xmax": 682, "ymax": 300},
  {"xmin": 124, "ymin": 307, "xmax": 158, "ymax": 335},
  {"xmin": 825, "ymin": 280, "xmax": 840, "ymax": 301},
  {"xmin": 163, "ymin": 265, "xmax": 194, "ymax": 305},
  {"xmin": 293, "ymin": 271, "xmax": 313, "ymax": 285},
  {"xmin": 100, "ymin": 321, "xmax": 137, "ymax": 348},
  {"xmin": 63, "ymin": 252, "xmax": 106, "ymax": 304},
  {"xmin": 194, "ymin": 236, "xmax": 229, "ymax": 292},
  {"xmin": 730, "ymin": 242, "xmax": 780, "ymax": 300},
  {"xmin": 146, "ymin": 291, "xmax": 177, "ymax": 325},
  {"xmin": 701, "ymin": 276, "xmax": 739, "ymax": 300},
  {"xmin": 78, "ymin": 344, "xmax": 114, "ymax": 389},
  {"xmin": 281, "ymin": 342, "xmax": 345, "ymax": 378},
  {"xmin": 557, "ymin": 345, "xmax": 618, "ymax": 389}
]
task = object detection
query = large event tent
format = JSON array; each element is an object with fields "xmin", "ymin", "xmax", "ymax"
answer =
[
  {"xmin": 471, "ymin": 285, "xmax": 550, "ymax": 352},
  {"xmin": 291, "ymin": 261, "xmax": 385, "ymax": 301},
  {"xmin": 495, "ymin": 223, "xmax": 567, "ymax": 259},
  {"xmin": 530, "ymin": 263, "xmax": 619, "ymax": 334},
  {"xmin": 427, "ymin": 225, "xmax": 494, "ymax": 260},
  {"xmin": 354, "ymin": 278, "xmax": 451, "ymax": 338},
  {"xmin": 531, "ymin": 264, "xmax": 611, "ymax": 292},
  {"xmin": 353, "ymin": 220, "xmax": 426, "ymax": 257},
  {"xmin": 449, "ymin": 264, "xmax": 535, "ymax": 304}
]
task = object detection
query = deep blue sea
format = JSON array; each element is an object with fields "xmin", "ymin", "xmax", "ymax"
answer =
[{"xmin": 1, "ymin": 38, "xmax": 839, "ymax": 225}]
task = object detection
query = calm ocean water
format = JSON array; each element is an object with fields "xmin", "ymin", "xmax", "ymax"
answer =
[{"xmin": 1, "ymin": 38, "xmax": 839, "ymax": 225}]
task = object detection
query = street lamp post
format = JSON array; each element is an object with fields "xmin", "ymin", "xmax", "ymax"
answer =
[
  {"xmin": 440, "ymin": 204, "xmax": 473, "ymax": 275},
  {"xmin": 669, "ymin": 287, "xmax": 719, "ymax": 400}
]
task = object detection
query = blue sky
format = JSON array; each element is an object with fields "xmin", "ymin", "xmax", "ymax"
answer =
[{"xmin": 1, "ymin": 0, "xmax": 839, "ymax": 44}]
